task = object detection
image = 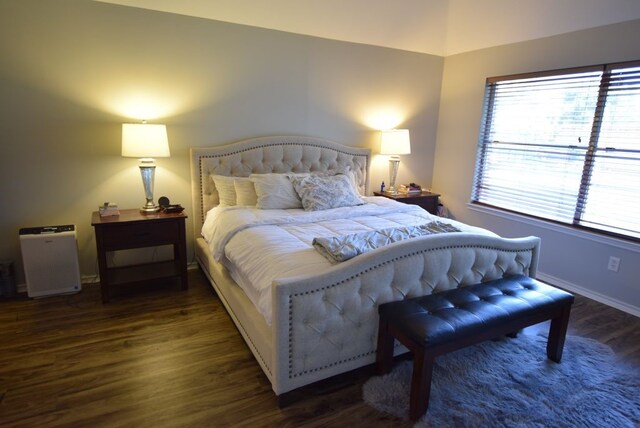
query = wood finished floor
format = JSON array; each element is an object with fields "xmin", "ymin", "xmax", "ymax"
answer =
[{"xmin": 1, "ymin": 269, "xmax": 638, "ymax": 428}]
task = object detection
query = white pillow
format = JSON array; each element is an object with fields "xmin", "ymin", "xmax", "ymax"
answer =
[
  {"xmin": 289, "ymin": 174, "xmax": 364, "ymax": 211},
  {"xmin": 249, "ymin": 173, "xmax": 306, "ymax": 209},
  {"xmin": 212, "ymin": 175, "xmax": 236, "ymax": 206},
  {"xmin": 349, "ymin": 169, "xmax": 363, "ymax": 196},
  {"xmin": 234, "ymin": 178, "xmax": 258, "ymax": 206},
  {"xmin": 332, "ymin": 166, "xmax": 362, "ymax": 195}
]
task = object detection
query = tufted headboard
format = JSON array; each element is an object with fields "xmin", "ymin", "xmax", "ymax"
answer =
[{"xmin": 190, "ymin": 135, "xmax": 371, "ymax": 233}]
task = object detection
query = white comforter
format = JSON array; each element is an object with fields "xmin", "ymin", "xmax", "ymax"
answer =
[{"xmin": 201, "ymin": 197, "xmax": 495, "ymax": 324}]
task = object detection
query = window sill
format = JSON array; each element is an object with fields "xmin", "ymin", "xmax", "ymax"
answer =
[{"xmin": 466, "ymin": 203, "xmax": 640, "ymax": 253}]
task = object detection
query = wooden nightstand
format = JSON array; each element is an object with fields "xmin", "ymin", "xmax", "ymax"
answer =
[
  {"xmin": 91, "ymin": 209, "xmax": 188, "ymax": 303},
  {"xmin": 373, "ymin": 191, "xmax": 441, "ymax": 215}
]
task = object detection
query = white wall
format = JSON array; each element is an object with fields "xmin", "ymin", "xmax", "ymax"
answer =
[
  {"xmin": 0, "ymin": 0, "xmax": 443, "ymax": 283},
  {"xmin": 433, "ymin": 19, "xmax": 640, "ymax": 315}
]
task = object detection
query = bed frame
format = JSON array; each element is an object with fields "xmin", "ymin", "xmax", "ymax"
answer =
[{"xmin": 190, "ymin": 135, "xmax": 541, "ymax": 400}]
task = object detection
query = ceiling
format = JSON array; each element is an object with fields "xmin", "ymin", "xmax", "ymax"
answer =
[{"xmin": 95, "ymin": 0, "xmax": 640, "ymax": 56}]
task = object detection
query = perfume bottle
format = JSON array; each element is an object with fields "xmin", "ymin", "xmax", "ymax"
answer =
[{"xmin": 381, "ymin": 181, "xmax": 386, "ymax": 192}]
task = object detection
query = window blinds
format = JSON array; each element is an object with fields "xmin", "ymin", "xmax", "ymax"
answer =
[{"xmin": 472, "ymin": 62, "xmax": 640, "ymax": 240}]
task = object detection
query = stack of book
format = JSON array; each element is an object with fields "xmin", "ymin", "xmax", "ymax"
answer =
[
  {"xmin": 98, "ymin": 203, "xmax": 120, "ymax": 217},
  {"xmin": 398, "ymin": 183, "xmax": 422, "ymax": 194}
]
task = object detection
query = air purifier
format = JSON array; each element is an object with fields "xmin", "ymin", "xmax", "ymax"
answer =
[{"xmin": 19, "ymin": 225, "xmax": 82, "ymax": 297}]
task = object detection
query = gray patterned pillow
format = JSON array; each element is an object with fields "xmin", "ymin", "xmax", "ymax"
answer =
[{"xmin": 289, "ymin": 174, "xmax": 364, "ymax": 211}]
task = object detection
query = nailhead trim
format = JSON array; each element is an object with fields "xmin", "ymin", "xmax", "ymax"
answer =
[{"xmin": 287, "ymin": 245, "xmax": 535, "ymax": 378}]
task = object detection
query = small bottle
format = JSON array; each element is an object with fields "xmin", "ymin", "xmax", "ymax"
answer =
[{"xmin": 381, "ymin": 181, "xmax": 385, "ymax": 193}]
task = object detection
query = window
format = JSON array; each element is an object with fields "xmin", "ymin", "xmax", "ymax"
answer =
[{"xmin": 472, "ymin": 61, "xmax": 640, "ymax": 241}]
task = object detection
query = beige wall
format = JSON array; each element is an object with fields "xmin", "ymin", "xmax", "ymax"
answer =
[
  {"xmin": 2, "ymin": 0, "xmax": 637, "ymax": 315},
  {"xmin": 0, "ymin": 0, "xmax": 443, "ymax": 283},
  {"xmin": 434, "ymin": 19, "xmax": 640, "ymax": 314}
]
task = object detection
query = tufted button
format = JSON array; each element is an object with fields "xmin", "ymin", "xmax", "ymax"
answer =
[
  {"xmin": 322, "ymin": 295, "xmax": 328, "ymax": 301},
  {"xmin": 339, "ymin": 309, "xmax": 345, "ymax": 316}
]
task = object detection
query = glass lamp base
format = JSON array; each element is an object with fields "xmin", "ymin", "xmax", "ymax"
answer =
[
  {"xmin": 140, "ymin": 204, "xmax": 160, "ymax": 213},
  {"xmin": 139, "ymin": 162, "xmax": 159, "ymax": 214},
  {"xmin": 388, "ymin": 157, "xmax": 400, "ymax": 195}
]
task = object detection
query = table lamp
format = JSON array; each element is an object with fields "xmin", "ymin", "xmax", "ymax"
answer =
[
  {"xmin": 122, "ymin": 122, "xmax": 170, "ymax": 213},
  {"xmin": 380, "ymin": 129, "xmax": 411, "ymax": 194}
]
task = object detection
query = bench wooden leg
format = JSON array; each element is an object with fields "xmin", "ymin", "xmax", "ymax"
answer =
[
  {"xmin": 547, "ymin": 304, "xmax": 572, "ymax": 363},
  {"xmin": 376, "ymin": 316, "xmax": 395, "ymax": 375},
  {"xmin": 409, "ymin": 348, "xmax": 435, "ymax": 422}
]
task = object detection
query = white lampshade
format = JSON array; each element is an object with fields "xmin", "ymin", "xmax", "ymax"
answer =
[
  {"xmin": 380, "ymin": 129, "xmax": 411, "ymax": 155},
  {"xmin": 122, "ymin": 123, "xmax": 170, "ymax": 158}
]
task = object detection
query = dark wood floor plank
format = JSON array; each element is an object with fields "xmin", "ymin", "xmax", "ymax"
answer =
[{"xmin": 0, "ymin": 269, "xmax": 637, "ymax": 427}]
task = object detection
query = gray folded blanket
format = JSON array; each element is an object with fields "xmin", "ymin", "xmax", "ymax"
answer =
[{"xmin": 312, "ymin": 221, "xmax": 461, "ymax": 263}]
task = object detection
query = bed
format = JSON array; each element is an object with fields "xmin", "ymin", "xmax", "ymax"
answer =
[{"xmin": 190, "ymin": 135, "xmax": 541, "ymax": 401}]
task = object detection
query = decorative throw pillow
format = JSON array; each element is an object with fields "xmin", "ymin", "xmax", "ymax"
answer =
[
  {"xmin": 234, "ymin": 177, "xmax": 257, "ymax": 206},
  {"xmin": 249, "ymin": 173, "xmax": 306, "ymax": 209},
  {"xmin": 289, "ymin": 174, "xmax": 364, "ymax": 211},
  {"xmin": 211, "ymin": 175, "xmax": 237, "ymax": 206}
]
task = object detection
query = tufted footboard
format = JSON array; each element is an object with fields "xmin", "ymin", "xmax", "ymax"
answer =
[{"xmin": 271, "ymin": 233, "xmax": 540, "ymax": 396}]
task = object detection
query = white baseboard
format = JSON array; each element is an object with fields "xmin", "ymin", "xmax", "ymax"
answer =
[
  {"xmin": 537, "ymin": 271, "xmax": 640, "ymax": 318},
  {"xmin": 77, "ymin": 262, "xmax": 199, "ymax": 286},
  {"xmin": 20, "ymin": 265, "xmax": 635, "ymax": 319},
  {"xmin": 82, "ymin": 274, "xmax": 100, "ymax": 284},
  {"xmin": 15, "ymin": 263, "xmax": 201, "ymax": 294}
]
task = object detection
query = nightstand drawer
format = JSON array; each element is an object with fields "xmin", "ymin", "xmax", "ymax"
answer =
[{"xmin": 101, "ymin": 221, "xmax": 178, "ymax": 249}]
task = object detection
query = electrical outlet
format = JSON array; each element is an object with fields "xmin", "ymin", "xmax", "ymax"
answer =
[{"xmin": 607, "ymin": 256, "xmax": 620, "ymax": 272}]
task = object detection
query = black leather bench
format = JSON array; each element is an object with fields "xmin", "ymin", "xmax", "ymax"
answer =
[{"xmin": 376, "ymin": 274, "xmax": 574, "ymax": 421}]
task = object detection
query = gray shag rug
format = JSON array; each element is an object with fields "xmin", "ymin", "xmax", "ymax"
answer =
[{"xmin": 363, "ymin": 333, "xmax": 640, "ymax": 427}]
